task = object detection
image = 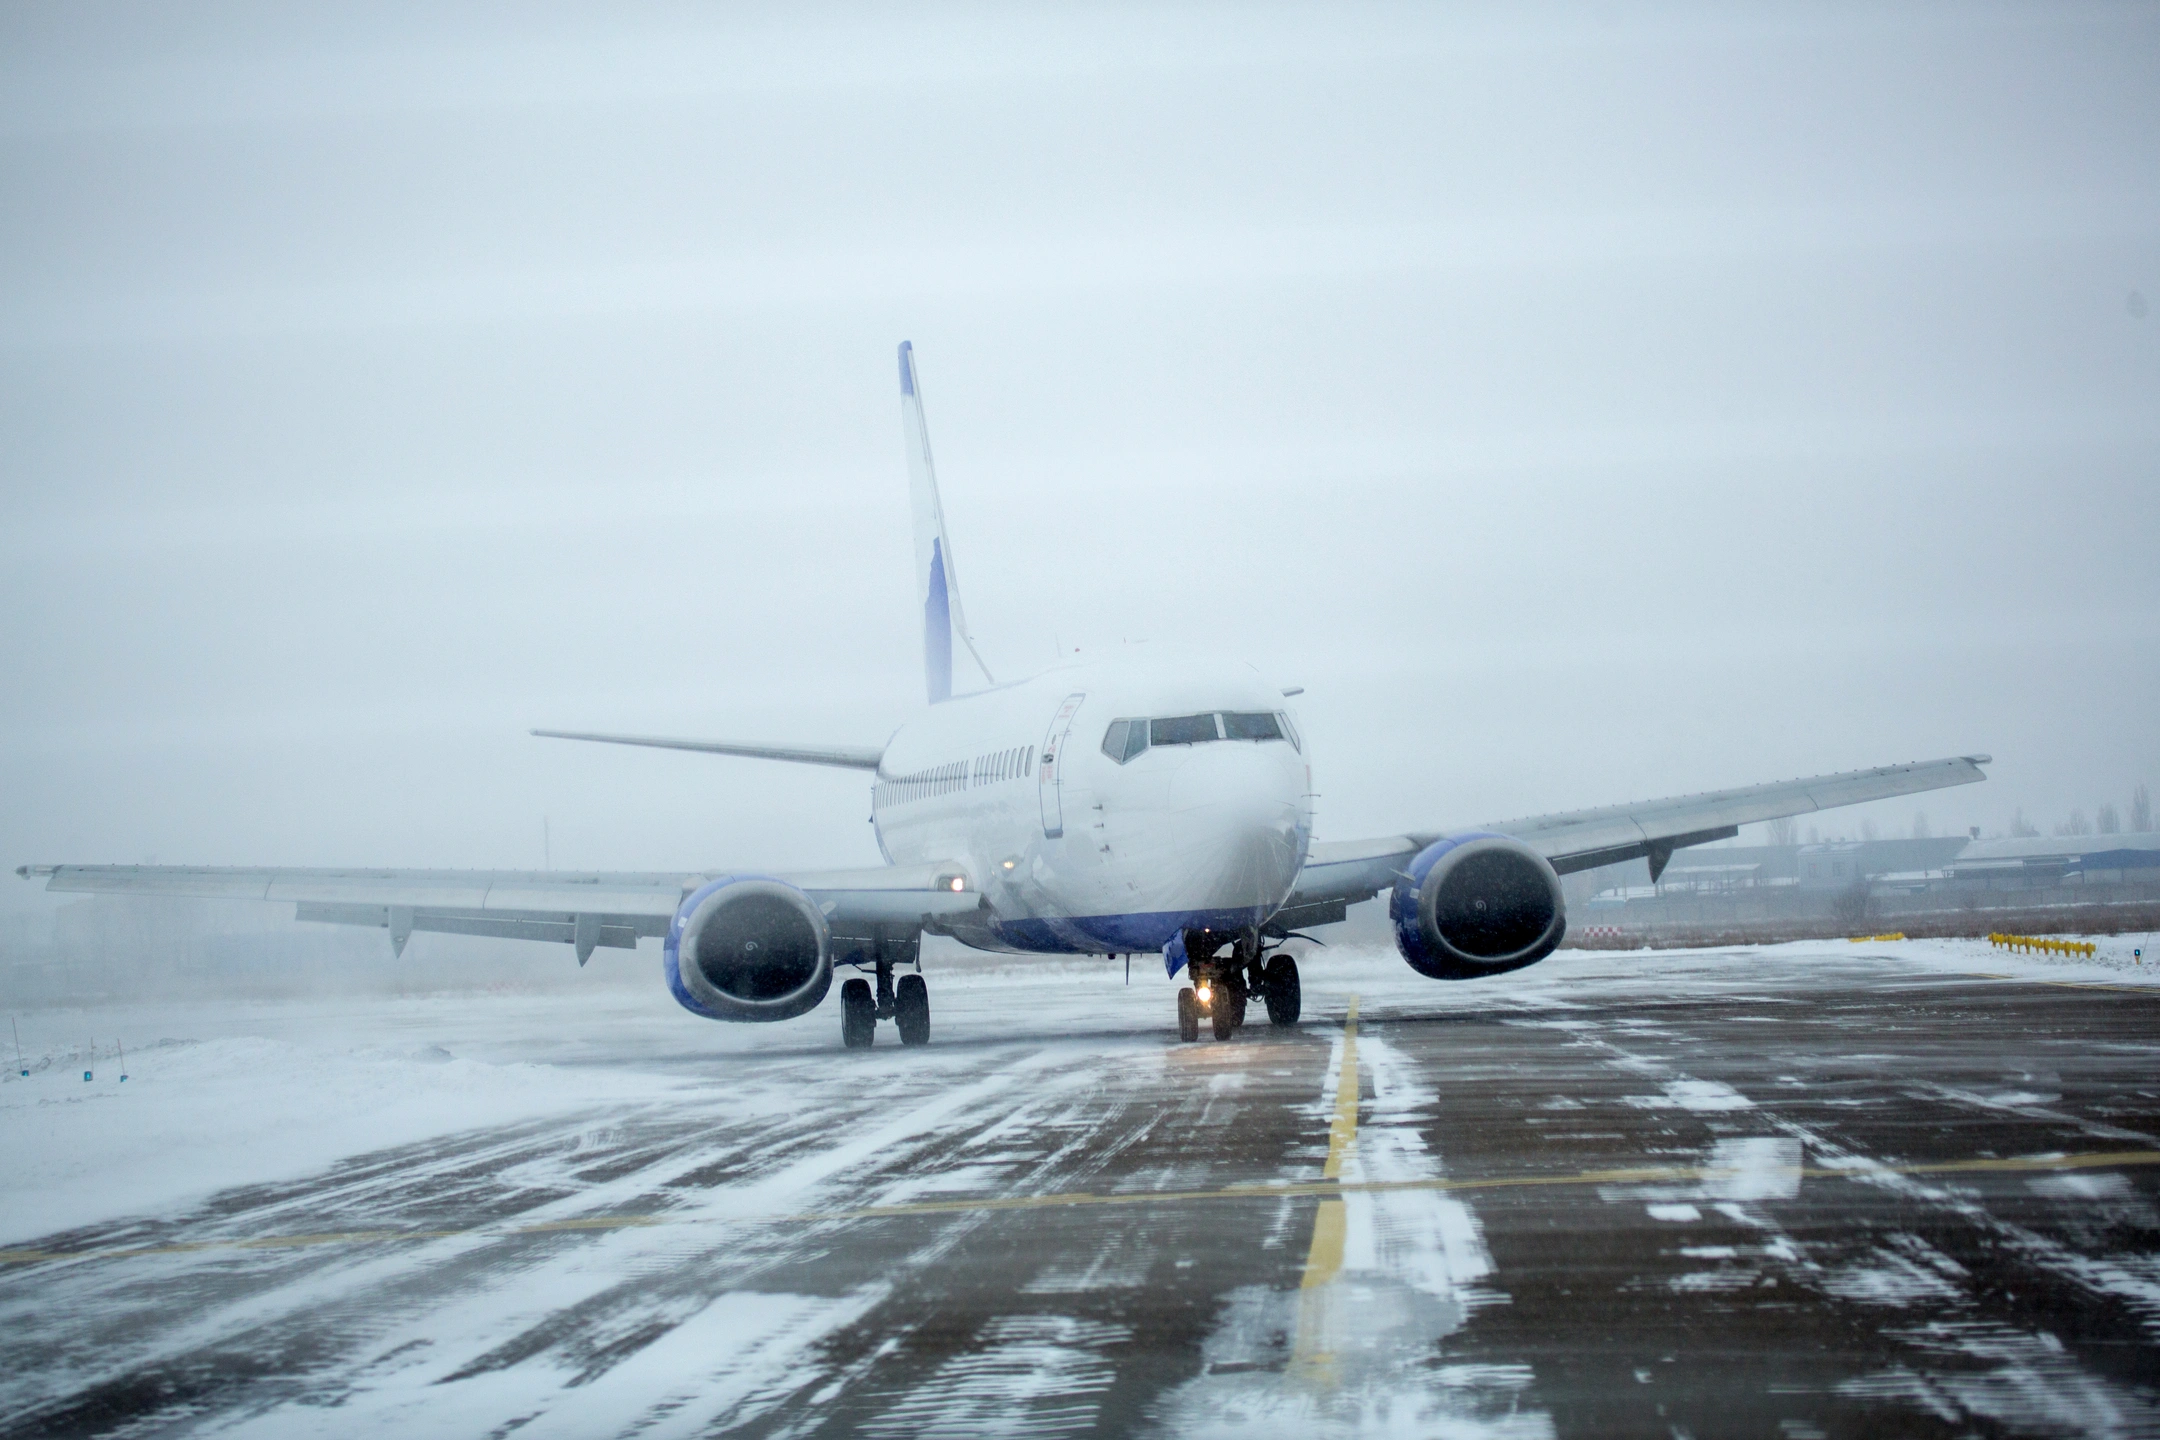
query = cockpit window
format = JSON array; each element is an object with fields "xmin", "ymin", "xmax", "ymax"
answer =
[
  {"xmin": 1104, "ymin": 710, "xmax": 1295, "ymax": 764},
  {"xmin": 1149, "ymin": 713, "xmax": 1219, "ymax": 747},
  {"xmin": 1102, "ymin": 719, "xmax": 1148, "ymax": 763}
]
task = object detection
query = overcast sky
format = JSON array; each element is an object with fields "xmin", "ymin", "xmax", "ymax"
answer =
[{"xmin": 3, "ymin": 2, "xmax": 2156, "ymax": 921}]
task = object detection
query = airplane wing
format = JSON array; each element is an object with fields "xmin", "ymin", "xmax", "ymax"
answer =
[
  {"xmin": 15, "ymin": 861, "xmax": 983, "ymax": 965},
  {"xmin": 1274, "ymin": 753, "xmax": 1992, "ymax": 931}
]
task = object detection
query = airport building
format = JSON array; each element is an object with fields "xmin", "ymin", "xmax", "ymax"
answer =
[{"xmin": 1572, "ymin": 831, "xmax": 2160, "ymax": 933}]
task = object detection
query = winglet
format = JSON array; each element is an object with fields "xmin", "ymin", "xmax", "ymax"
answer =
[{"xmin": 899, "ymin": 342, "xmax": 994, "ymax": 704}]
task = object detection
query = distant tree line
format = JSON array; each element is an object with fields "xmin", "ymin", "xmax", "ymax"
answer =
[
  {"xmin": 1759, "ymin": 781, "xmax": 2151, "ymax": 847},
  {"xmin": 2013, "ymin": 781, "xmax": 2150, "ymax": 840}
]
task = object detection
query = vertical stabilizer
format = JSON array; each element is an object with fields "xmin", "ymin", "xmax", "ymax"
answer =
[{"xmin": 899, "ymin": 342, "xmax": 994, "ymax": 703}]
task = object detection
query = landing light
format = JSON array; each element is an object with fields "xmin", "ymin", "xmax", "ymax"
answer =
[
  {"xmin": 1196, "ymin": 984, "xmax": 1212, "ymax": 1004},
  {"xmin": 948, "ymin": 877, "xmax": 965, "ymax": 892}
]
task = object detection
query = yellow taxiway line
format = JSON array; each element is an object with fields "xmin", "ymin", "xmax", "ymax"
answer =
[{"xmin": 1290, "ymin": 995, "xmax": 1360, "ymax": 1383}]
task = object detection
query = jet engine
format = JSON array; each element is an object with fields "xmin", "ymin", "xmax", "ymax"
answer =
[
  {"xmin": 1389, "ymin": 832, "xmax": 1566, "ymax": 980},
  {"xmin": 664, "ymin": 875, "xmax": 833, "ymax": 1021}
]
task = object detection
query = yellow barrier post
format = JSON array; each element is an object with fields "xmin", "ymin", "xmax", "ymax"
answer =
[{"xmin": 1992, "ymin": 933, "xmax": 2098, "ymax": 959}]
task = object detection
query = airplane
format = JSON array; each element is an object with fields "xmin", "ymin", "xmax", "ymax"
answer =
[{"xmin": 18, "ymin": 343, "xmax": 1991, "ymax": 1048}]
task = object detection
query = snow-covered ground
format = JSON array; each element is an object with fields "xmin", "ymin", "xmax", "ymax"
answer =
[
  {"xmin": 5, "ymin": 936, "xmax": 2154, "ymax": 1249},
  {"xmin": 3, "ymin": 938, "xmax": 2156, "ymax": 1437},
  {"xmin": 1866, "ymin": 930, "xmax": 2160, "ymax": 981},
  {"xmin": 1616, "ymin": 930, "xmax": 2160, "ymax": 983},
  {"xmin": 0, "ymin": 1018, "xmax": 686, "ymax": 1245}
]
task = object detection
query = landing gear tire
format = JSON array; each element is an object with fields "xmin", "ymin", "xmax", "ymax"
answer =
[
  {"xmin": 1228, "ymin": 976, "xmax": 1249, "ymax": 1030},
  {"xmin": 1210, "ymin": 984, "xmax": 1236, "ymax": 1041},
  {"xmin": 841, "ymin": 977, "xmax": 875, "ymax": 1049},
  {"xmin": 895, "ymin": 973, "xmax": 930, "ymax": 1046},
  {"xmin": 1177, "ymin": 987, "xmax": 1200, "ymax": 1043},
  {"xmin": 1263, "ymin": 954, "xmax": 1301, "ymax": 1027}
]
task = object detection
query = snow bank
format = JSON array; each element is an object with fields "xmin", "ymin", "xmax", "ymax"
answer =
[
  {"xmin": 1815, "ymin": 932, "xmax": 2160, "ymax": 986},
  {"xmin": 0, "ymin": 1030, "xmax": 680, "ymax": 1245}
]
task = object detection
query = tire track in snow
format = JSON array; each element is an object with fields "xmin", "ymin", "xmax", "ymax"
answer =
[
  {"xmin": 1526, "ymin": 1017, "xmax": 2160, "ymax": 1436},
  {"xmin": 0, "ymin": 1047, "xmax": 1057, "ymax": 1435}
]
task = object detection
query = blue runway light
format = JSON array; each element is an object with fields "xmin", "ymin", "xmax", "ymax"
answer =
[{"xmin": 83, "ymin": 1071, "xmax": 92, "ymax": 1082}]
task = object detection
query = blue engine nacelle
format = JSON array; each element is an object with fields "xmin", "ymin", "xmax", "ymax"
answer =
[
  {"xmin": 1389, "ymin": 832, "xmax": 1567, "ymax": 981},
  {"xmin": 664, "ymin": 875, "xmax": 833, "ymax": 1022}
]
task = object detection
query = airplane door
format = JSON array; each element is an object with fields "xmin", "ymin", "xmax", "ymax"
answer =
[{"xmin": 1038, "ymin": 692, "xmax": 1086, "ymax": 838}]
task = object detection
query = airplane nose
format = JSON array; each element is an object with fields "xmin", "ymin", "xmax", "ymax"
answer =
[
  {"xmin": 1163, "ymin": 746, "xmax": 1306, "ymax": 912},
  {"xmin": 1214, "ymin": 807, "xmax": 1304, "ymax": 911}
]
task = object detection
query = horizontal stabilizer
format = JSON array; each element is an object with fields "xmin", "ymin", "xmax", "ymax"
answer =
[{"xmin": 532, "ymin": 730, "xmax": 883, "ymax": 771}]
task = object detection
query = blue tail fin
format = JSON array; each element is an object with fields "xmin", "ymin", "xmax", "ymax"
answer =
[{"xmin": 899, "ymin": 342, "xmax": 993, "ymax": 704}]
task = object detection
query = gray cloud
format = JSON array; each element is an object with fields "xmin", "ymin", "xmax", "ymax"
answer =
[{"xmin": 4, "ymin": 2, "xmax": 2156, "ymax": 931}]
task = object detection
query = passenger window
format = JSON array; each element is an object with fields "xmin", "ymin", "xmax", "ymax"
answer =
[
  {"xmin": 1221, "ymin": 712, "xmax": 1283, "ymax": 742},
  {"xmin": 1150, "ymin": 713, "xmax": 1218, "ymax": 746}
]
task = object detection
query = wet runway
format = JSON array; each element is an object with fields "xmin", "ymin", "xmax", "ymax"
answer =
[{"xmin": 4, "ymin": 945, "xmax": 2158, "ymax": 1438}]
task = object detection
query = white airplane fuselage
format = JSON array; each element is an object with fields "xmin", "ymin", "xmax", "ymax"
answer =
[{"xmin": 869, "ymin": 649, "xmax": 1312, "ymax": 955}]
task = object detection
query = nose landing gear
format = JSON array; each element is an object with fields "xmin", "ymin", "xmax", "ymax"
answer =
[
  {"xmin": 1174, "ymin": 930, "xmax": 1301, "ymax": 1042},
  {"xmin": 1210, "ymin": 976, "xmax": 1238, "ymax": 1040}
]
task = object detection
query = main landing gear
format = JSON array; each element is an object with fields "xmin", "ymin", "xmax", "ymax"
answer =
[
  {"xmin": 842, "ymin": 932, "xmax": 930, "ymax": 1050},
  {"xmin": 1175, "ymin": 929, "xmax": 1301, "ymax": 1043}
]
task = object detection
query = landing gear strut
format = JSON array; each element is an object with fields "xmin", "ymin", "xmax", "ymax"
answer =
[
  {"xmin": 1173, "ymin": 929, "xmax": 1300, "ymax": 1042},
  {"xmin": 841, "ymin": 929, "xmax": 931, "ymax": 1049}
]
